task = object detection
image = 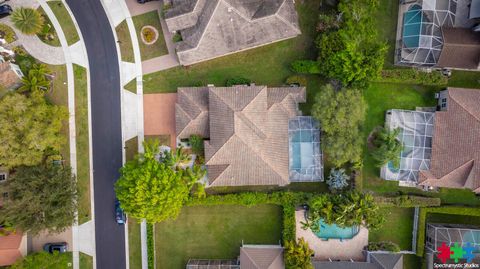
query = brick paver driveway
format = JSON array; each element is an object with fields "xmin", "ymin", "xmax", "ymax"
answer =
[{"xmin": 143, "ymin": 93, "xmax": 177, "ymax": 148}]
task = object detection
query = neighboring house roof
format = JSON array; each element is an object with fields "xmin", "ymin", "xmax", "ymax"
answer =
[
  {"xmin": 0, "ymin": 61, "xmax": 23, "ymax": 90},
  {"xmin": 175, "ymin": 85, "xmax": 306, "ymax": 187},
  {"xmin": 239, "ymin": 245, "xmax": 284, "ymax": 269},
  {"xmin": 0, "ymin": 232, "xmax": 23, "ymax": 266},
  {"xmin": 436, "ymin": 28, "xmax": 480, "ymax": 70},
  {"xmin": 312, "ymin": 253, "xmax": 403, "ymax": 269},
  {"xmin": 165, "ymin": 0, "xmax": 301, "ymax": 65},
  {"xmin": 419, "ymin": 88, "xmax": 480, "ymax": 192}
]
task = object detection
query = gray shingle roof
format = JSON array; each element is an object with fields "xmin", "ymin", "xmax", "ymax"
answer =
[
  {"xmin": 239, "ymin": 245, "xmax": 284, "ymax": 269},
  {"xmin": 165, "ymin": 0, "xmax": 301, "ymax": 65},
  {"xmin": 175, "ymin": 85, "xmax": 305, "ymax": 187},
  {"xmin": 312, "ymin": 253, "xmax": 403, "ymax": 269}
]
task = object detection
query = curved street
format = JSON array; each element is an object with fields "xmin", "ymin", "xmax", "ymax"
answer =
[{"xmin": 65, "ymin": 0, "xmax": 126, "ymax": 268}]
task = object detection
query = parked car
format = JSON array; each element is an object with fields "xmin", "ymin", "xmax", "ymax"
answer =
[
  {"xmin": 136, "ymin": 0, "xmax": 159, "ymax": 3},
  {"xmin": 0, "ymin": 4, "xmax": 12, "ymax": 19},
  {"xmin": 43, "ymin": 242, "xmax": 68, "ymax": 253},
  {"xmin": 115, "ymin": 200, "xmax": 126, "ymax": 225}
]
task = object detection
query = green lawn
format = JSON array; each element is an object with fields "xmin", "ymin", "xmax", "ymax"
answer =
[
  {"xmin": 129, "ymin": 218, "xmax": 142, "ymax": 269},
  {"xmin": 116, "ymin": 20, "xmax": 135, "ymax": 63},
  {"xmin": 124, "ymin": 78, "xmax": 137, "ymax": 94},
  {"xmin": 403, "ymin": 254, "xmax": 422, "ymax": 269},
  {"xmin": 132, "ymin": 11, "xmax": 168, "ymax": 61},
  {"xmin": 45, "ymin": 64, "xmax": 70, "ymax": 164},
  {"xmin": 79, "ymin": 253, "xmax": 93, "ymax": 269},
  {"xmin": 125, "ymin": 136, "xmax": 138, "ymax": 162},
  {"xmin": 37, "ymin": 7, "xmax": 61, "ymax": 47},
  {"xmin": 155, "ymin": 204, "xmax": 283, "ymax": 269},
  {"xmin": 374, "ymin": 0, "xmax": 399, "ymax": 68},
  {"xmin": 129, "ymin": 0, "xmax": 320, "ymax": 93},
  {"xmin": 74, "ymin": 64, "xmax": 91, "ymax": 224},
  {"xmin": 369, "ymin": 207, "xmax": 414, "ymax": 250},
  {"xmin": 48, "ymin": 1, "xmax": 80, "ymax": 45},
  {"xmin": 447, "ymin": 70, "xmax": 480, "ymax": 89}
]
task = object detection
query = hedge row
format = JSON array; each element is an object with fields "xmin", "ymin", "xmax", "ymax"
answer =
[
  {"xmin": 147, "ymin": 223, "xmax": 154, "ymax": 269},
  {"xmin": 374, "ymin": 195, "xmax": 441, "ymax": 207},
  {"xmin": 186, "ymin": 191, "xmax": 312, "ymax": 243},
  {"xmin": 416, "ymin": 206, "xmax": 480, "ymax": 257},
  {"xmin": 367, "ymin": 241, "xmax": 401, "ymax": 252},
  {"xmin": 375, "ymin": 69, "xmax": 448, "ymax": 86}
]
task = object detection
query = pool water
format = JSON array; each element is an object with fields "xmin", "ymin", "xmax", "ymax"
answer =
[
  {"xmin": 403, "ymin": 4, "xmax": 422, "ymax": 48},
  {"xmin": 314, "ymin": 219, "xmax": 360, "ymax": 240}
]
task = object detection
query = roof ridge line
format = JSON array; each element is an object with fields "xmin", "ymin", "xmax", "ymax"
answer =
[
  {"xmin": 439, "ymin": 159, "xmax": 475, "ymax": 186},
  {"xmin": 273, "ymin": 1, "xmax": 301, "ymax": 34}
]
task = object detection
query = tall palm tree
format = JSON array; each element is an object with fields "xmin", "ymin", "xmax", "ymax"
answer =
[{"xmin": 11, "ymin": 7, "xmax": 44, "ymax": 35}]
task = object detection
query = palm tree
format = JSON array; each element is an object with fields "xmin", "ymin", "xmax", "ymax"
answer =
[
  {"xmin": 161, "ymin": 146, "xmax": 191, "ymax": 168},
  {"xmin": 18, "ymin": 70, "xmax": 50, "ymax": 93},
  {"xmin": 371, "ymin": 127, "xmax": 403, "ymax": 168},
  {"xmin": 11, "ymin": 7, "xmax": 44, "ymax": 35}
]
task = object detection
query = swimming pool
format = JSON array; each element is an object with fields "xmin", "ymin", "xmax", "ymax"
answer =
[
  {"xmin": 314, "ymin": 219, "xmax": 359, "ymax": 240},
  {"xmin": 403, "ymin": 4, "xmax": 422, "ymax": 48}
]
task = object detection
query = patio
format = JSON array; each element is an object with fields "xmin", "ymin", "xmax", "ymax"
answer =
[{"xmin": 295, "ymin": 210, "xmax": 368, "ymax": 261}]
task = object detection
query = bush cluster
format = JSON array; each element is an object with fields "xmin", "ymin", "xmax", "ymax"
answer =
[
  {"xmin": 376, "ymin": 69, "xmax": 448, "ymax": 85},
  {"xmin": 0, "ymin": 24, "xmax": 16, "ymax": 43},
  {"xmin": 225, "ymin": 77, "xmax": 251, "ymax": 86},
  {"xmin": 374, "ymin": 195, "xmax": 441, "ymax": 207},
  {"xmin": 367, "ymin": 241, "xmax": 401, "ymax": 252}
]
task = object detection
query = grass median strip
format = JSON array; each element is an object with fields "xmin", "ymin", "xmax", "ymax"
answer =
[
  {"xmin": 47, "ymin": 1, "xmax": 80, "ymax": 45},
  {"xmin": 129, "ymin": 218, "xmax": 142, "ymax": 269},
  {"xmin": 74, "ymin": 64, "xmax": 91, "ymax": 224},
  {"xmin": 80, "ymin": 253, "xmax": 93, "ymax": 269},
  {"xmin": 116, "ymin": 20, "xmax": 135, "ymax": 63}
]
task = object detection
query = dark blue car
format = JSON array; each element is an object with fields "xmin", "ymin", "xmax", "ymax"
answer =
[{"xmin": 115, "ymin": 200, "xmax": 126, "ymax": 225}]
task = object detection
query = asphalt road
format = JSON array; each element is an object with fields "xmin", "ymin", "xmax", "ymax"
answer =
[{"xmin": 66, "ymin": 1, "xmax": 126, "ymax": 268}]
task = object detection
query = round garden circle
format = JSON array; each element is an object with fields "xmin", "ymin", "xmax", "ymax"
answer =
[{"xmin": 140, "ymin": 25, "xmax": 159, "ymax": 45}]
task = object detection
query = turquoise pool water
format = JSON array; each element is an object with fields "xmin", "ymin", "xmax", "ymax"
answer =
[
  {"xmin": 314, "ymin": 219, "xmax": 360, "ymax": 240},
  {"xmin": 403, "ymin": 4, "xmax": 422, "ymax": 48}
]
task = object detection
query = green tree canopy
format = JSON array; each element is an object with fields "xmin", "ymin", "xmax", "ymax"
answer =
[
  {"xmin": 115, "ymin": 140, "xmax": 205, "ymax": 223},
  {"xmin": 284, "ymin": 238, "xmax": 314, "ymax": 269},
  {"xmin": 371, "ymin": 127, "xmax": 403, "ymax": 168},
  {"xmin": 303, "ymin": 191, "xmax": 384, "ymax": 232},
  {"xmin": 10, "ymin": 251, "xmax": 72, "ymax": 269},
  {"xmin": 0, "ymin": 92, "xmax": 67, "ymax": 168},
  {"xmin": 0, "ymin": 165, "xmax": 77, "ymax": 235},
  {"xmin": 11, "ymin": 7, "xmax": 44, "ymax": 35},
  {"xmin": 312, "ymin": 84, "xmax": 366, "ymax": 167},
  {"xmin": 18, "ymin": 64, "xmax": 52, "ymax": 93}
]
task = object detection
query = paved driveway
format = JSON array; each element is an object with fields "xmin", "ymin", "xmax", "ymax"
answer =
[
  {"xmin": 143, "ymin": 93, "xmax": 177, "ymax": 147},
  {"xmin": 30, "ymin": 228, "xmax": 72, "ymax": 253},
  {"xmin": 125, "ymin": 0, "xmax": 161, "ymax": 16}
]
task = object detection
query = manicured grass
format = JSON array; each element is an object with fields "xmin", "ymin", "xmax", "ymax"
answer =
[
  {"xmin": 132, "ymin": 11, "xmax": 168, "ymax": 61},
  {"xmin": 403, "ymin": 254, "xmax": 422, "ymax": 269},
  {"xmin": 207, "ymin": 182, "xmax": 328, "ymax": 195},
  {"xmin": 374, "ymin": 0, "xmax": 400, "ymax": 68},
  {"xmin": 80, "ymin": 253, "xmax": 93, "ymax": 269},
  {"xmin": 48, "ymin": 1, "xmax": 80, "ymax": 45},
  {"xmin": 155, "ymin": 204, "xmax": 283, "ymax": 269},
  {"xmin": 116, "ymin": 20, "xmax": 135, "ymax": 63},
  {"xmin": 135, "ymin": 0, "xmax": 320, "ymax": 93},
  {"xmin": 125, "ymin": 136, "xmax": 138, "ymax": 162},
  {"xmin": 362, "ymin": 82, "xmax": 438, "ymax": 192},
  {"xmin": 369, "ymin": 207, "xmax": 414, "ymax": 250},
  {"xmin": 124, "ymin": 78, "xmax": 137, "ymax": 93},
  {"xmin": 448, "ymin": 70, "xmax": 480, "ymax": 89},
  {"xmin": 37, "ymin": 7, "xmax": 61, "ymax": 47},
  {"xmin": 45, "ymin": 64, "xmax": 70, "ymax": 164},
  {"xmin": 128, "ymin": 218, "xmax": 142, "ymax": 269},
  {"xmin": 74, "ymin": 64, "xmax": 91, "ymax": 224}
]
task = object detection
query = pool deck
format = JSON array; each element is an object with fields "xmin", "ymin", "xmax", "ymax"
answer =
[{"xmin": 295, "ymin": 210, "xmax": 368, "ymax": 261}]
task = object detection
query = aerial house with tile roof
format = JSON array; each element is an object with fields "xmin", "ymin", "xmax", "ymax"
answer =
[
  {"xmin": 175, "ymin": 85, "xmax": 323, "ymax": 187},
  {"xmin": 164, "ymin": 0, "xmax": 301, "ymax": 66}
]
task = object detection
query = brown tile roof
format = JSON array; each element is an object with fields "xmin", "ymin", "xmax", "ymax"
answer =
[
  {"xmin": 239, "ymin": 245, "xmax": 284, "ymax": 269},
  {"xmin": 0, "ymin": 231, "xmax": 23, "ymax": 266},
  {"xmin": 419, "ymin": 88, "xmax": 480, "ymax": 192},
  {"xmin": 0, "ymin": 62, "xmax": 22, "ymax": 89},
  {"xmin": 436, "ymin": 28, "xmax": 480, "ymax": 70},
  {"xmin": 176, "ymin": 85, "xmax": 305, "ymax": 187}
]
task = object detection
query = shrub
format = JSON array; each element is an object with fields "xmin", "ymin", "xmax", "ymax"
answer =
[
  {"xmin": 285, "ymin": 75, "xmax": 308, "ymax": 86},
  {"xmin": 316, "ymin": 13, "xmax": 340, "ymax": 32},
  {"xmin": 172, "ymin": 32, "xmax": 182, "ymax": 43},
  {"xmin": 284, "ymin": 238, "xmax": 314, "ymax": 269},
  {"xmin": 225, "ymin": 77, "xmax": 251, "ymax": 86},
  {"xmin": 376, "ymin": 69, "xmax": 448, "ymax": 85},
  {"xmin": 0, "ymin": 24, "xmax": 16, "ymax": 43},
  {"xmin": 189, "ymin": 134, "xmax": 204, "ymax": 156},
  {"xmin": 367, "ymin": 241, "xmax": 401, "ymax": 252},
  {"xmin": 374, "ymin": 195, "xmax": 441, "ymax": 207},
  {"xmin": 142, "ymin": 27, "xmax": 157, "ymax": 43},
  {"xmin": 326, "ymin": 168, "xmax": 350, "ymax": 191},
  {"xmin": 11, "ymin": 7, "xmax": 44, "ymax": 35},
  {"xmin": 291, "ymin": 60, "xmax": 320, "ymax": 74}
]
